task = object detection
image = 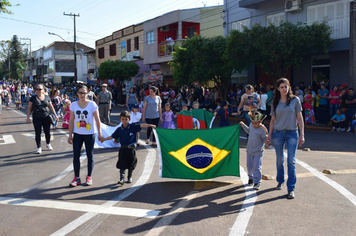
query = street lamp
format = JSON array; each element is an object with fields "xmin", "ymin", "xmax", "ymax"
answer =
[{"xmin": 48, "ymin": 32, "xmax": 77, "ymax": 83}]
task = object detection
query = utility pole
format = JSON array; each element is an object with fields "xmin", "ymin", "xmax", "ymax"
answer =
[
  {"xmin": 350, "ymin": 1, "xmax": 356, "ymax": 88},
  {"xmin": 20, "ymin": 38, "xmax": 32, "ymax": 82},
  {"xmin": 63, "ymin": 12, "xmax": 80, "ymax": 83},
  {"xmin": 8, "ymin": 49, "xmax": 10, "ymax": 80}
]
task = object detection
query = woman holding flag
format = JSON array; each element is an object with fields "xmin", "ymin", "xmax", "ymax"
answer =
[{"xmin": 142, "ymin": 86, "xmax": 162, "ymax": 145}]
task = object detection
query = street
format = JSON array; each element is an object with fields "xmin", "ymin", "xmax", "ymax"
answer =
[{"xmin": 0, "ymin": 105, "xmax": 355, "ymax": 236}]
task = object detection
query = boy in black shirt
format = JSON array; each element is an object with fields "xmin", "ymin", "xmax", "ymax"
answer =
[{"xmin": 101, "ymin": 110, "xmax": 156, "ymax": 184}]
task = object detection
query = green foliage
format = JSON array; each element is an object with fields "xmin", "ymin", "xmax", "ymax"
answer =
[
  {"xmin": 228, "ymin": 21, "xmax": 333, "ymax": 83},
  {"xmin": 0, "ymin": 0, "xmax": 19, "ymax": 14},
  {"xmin": 98, "ymin": 60, "xmax": 139, "ymax": 87},
  {"xmin": 170, "ymin": 35, "xmax": 236, "ymax": 99},
  {"xmin": 0, "ymin": 35, "xmax": 26, "ymax": 80}
]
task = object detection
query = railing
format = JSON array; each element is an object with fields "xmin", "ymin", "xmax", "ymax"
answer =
[{"xmin": 158, "ymin": 39, "xmax": 186, "ymax": 57}]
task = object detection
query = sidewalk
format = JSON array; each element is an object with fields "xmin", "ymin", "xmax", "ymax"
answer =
[{"xmin": 109, "ymin": 105, "xmax": 331, "ymax": 131}]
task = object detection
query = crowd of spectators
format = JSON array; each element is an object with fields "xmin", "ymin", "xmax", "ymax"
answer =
[{"xmin": 1, "ymin": 80, "xmax": 355, "ymax": 132}]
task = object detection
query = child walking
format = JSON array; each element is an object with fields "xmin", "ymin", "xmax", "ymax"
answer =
[
  {"xmin": 214, "ymin": 100, "xmax": 238, "ymax": 127},
  {"xmin": 101, "ymin": 110, "xmax": 156, "ymax": 185},
  {"xmin": 62, "ymin": 98, "xmax": 71, "ymax": 129},
  {"xmin": 130, "ymin": 104, "xmax": 142, "ymax": 144},
  {"xmin": 240, "ymin": 111, "xmax": 268, "ymax": 190},
  {"xmin": 161, "ymin": 103, "xmax": 176, "ymax": 129}
]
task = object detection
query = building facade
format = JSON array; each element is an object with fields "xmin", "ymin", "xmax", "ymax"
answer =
[
  {"xmin": 224, "ymin": 0, "xmax": 352, "ymax": 88},
  {"xmin": 143, "ymin": 6, "xmax": 223, "ymax": 87},
  {"xmin": 143, "ymin": 8, "xmax": 200, "ymax": 87},
  {"xmin": 41, "ymin": 42, "xmax": 93, "ymax": 83},
  {"xmin": 95, "ymin": 24, "xmax": 160, "ymax": 87}
]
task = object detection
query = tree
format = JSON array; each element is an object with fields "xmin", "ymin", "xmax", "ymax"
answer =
[
  {"xmin": 227, "ymin": 21, "xmax": 333, "ymax": 84},
  {"xmin": 98, "ymin": 59, "xmax": 139, "ymax": 90},
  {"xmin": 0, "ymin": 0, "xmax": 19, "ymax": 14},
  {"xmin": 170, "ymin": 35, "xmax": 238, "ymax": 99},
  {"xmin": 0, "ymin": 35, "xmax": 26, "ymax": 80}
]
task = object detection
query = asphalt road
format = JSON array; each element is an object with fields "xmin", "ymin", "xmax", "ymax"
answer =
[{"xmin": 0, "ymin": 105, "xmax": 355, "ymax": 236}]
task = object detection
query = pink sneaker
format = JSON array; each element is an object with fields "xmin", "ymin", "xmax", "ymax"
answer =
[
  {"xmin": 69, "ymin": 177, "xmax": 81, "ymax": 187},
  {"xmin": 85, "ymin": 176, "xmax": 92, "ymax": 186}
]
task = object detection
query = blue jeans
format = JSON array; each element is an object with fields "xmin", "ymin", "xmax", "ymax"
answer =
[
  {"xmin": 272, "ymin": 129, "xmax": 299, "ymax": 191},
  {"xmin": 329, "ymin": 104, "xmax": 338, "ymax": 119},
  {"xmin": 350, "ymin": 120, "xmax": 356, "ymax": 131},
  {"xmin": 128, "ymin": 103, "xmax": 135, "ymax": 112},
  {"xmin": 243, "ymin": 111, "xmax": 251, "ymax": 126}
]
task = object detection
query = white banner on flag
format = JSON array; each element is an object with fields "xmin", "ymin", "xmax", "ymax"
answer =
[{"xmin": 94, "ymin": 121, "xmax": 122, "ymax": 149}]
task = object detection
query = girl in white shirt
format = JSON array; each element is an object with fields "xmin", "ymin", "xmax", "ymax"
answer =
[
  {"xmin": 68, "ymin": 85, "xmax": 103, "ymax": 187},
  {"xmin": 130, "ymin": 104, "xmax": 142, "ymax": 145}
]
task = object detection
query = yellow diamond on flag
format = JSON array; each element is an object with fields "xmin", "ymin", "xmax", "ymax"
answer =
[{"xmin": 168, "ymin": 138, "xmax": 231, "ymax": 174}]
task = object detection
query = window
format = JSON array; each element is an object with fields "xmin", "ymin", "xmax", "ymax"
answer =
[
  {"xmin": 188, "ymin": 27, "xmax": 195, "ymax": 38},
  {"xmin": 127, "ymin": 39, "xmax": 131, "ymax": 52},
  {"xmin": 266, "ymin": 12, "xmax": 285, "ymax": 26},
  {"xmin": 147, "ymin": 31, "xmax": 154, "ymax": 45},
  {"xmin": 98, "ymin": 47, "xmax": 104, "ymax": 59},
  {"xmin": 109, "ymin": 44, "xmax": 116, "ymax": 56},
  {"xmin": 55, "ymin": 60, "xmax": 75, "ymax": 72},
  {"xmin": 134, "ymin": 36, "xmax": 139, "ymax": 50},
  {"xmin": 231, "ymin": 19, "xmax": 250, "ymax": 32},
  {"xmin": 307, "ymin": 0, "xmax": 349, "ymax": 39}
]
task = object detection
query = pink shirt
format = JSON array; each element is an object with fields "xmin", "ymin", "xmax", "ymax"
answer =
[{"xmin": 329, "ymin": 91, "xmax": 339, "ymax": 104}]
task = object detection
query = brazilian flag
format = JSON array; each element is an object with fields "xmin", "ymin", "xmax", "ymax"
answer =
[{"xmin": 154, "ymin": 125, "xmax": 240, "ymax": 180}]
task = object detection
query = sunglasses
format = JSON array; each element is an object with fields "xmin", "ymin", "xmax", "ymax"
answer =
[
  {"xmin": 78, "ymin": 92, "xmax": 87, "ymax": 95},
  {"xmin": 36, "ymin": 88, "xmax": 42, "ymax": 91}
]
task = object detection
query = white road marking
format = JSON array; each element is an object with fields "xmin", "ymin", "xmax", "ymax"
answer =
[
  {"xmin": 0, "ymin": 135, "xmax": 16, "ymax": 145},
  {"xmin": 229, "ymin": 167, "xmax": 257, "ymax": 236},
  {"xmin": 12, "ymin": 109, "xmax": 26, "ymax": 116},
  {"xmin": 146, "ymin": 191, "xmax": 199, "ymax": 236},
  {"xmin": 22, "ymin": 132, "xmax": 54, "ymax": 141},
  {"xmin": 296, "ymin": 159, "xmax": 356, "ymax": 207},
  {"xmin": 0, "ymin": 196, "xmax": 159, "ymax": 218},
  {"xmin": 50, "ymin": 140, "xmax": 156, "ymax": 236},
  {"xmin": 9, "ymin": 151, "xmax": 87, "ymax": 198}
]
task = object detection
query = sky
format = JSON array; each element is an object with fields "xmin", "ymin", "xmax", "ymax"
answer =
[{"xmin": 1, "ymin": 0, "xmax": 222, "ymax": 52}]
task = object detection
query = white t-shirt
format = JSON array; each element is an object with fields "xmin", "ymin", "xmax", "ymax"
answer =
[
  {"xmin": 259, "ymin": 94, "xmax": 268, "ymax": 111},
  {"xmin": 130, "ymin": 111, "xmax": 142, "ymax": 123},
  {"xmin": 70, "ymin": 101, "xmax": 98, "ymax": 135}
]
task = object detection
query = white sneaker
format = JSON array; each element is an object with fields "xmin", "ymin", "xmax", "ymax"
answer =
[
  {"xmin": 46, "ymin": 144, "xmax": 53, "ymax": 151},
  {"xmin": 36, "ymin": 147, "xmax": 42, "ymax": 154},
  {"xmin": 331, "ymin": 127, "xmax": 335, "ymax": 132},
  {"xmin": 346, "ymin": 127, "xmax": 351, "ymax": 132}
]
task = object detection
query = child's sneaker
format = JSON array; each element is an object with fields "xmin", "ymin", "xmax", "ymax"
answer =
[
  {"xmin": 253, "ymin": 183, "xmax": 261, "ymax": 190},
  {"xmin": 36, "ymin": 147, "xmax": 42, "ymax": 154},
  {"xmin": 69, "ymin": 177, "xmax": 81, "ymax": 187},
  {"xmin": 331, "ymin": 127, "xmax": 335, "ymax": 132},
  {"xmin": 85, "ymin": 176, "xmax": 92, "ymax": 186},
  {"xmin": 346, "ymin": 127, "xmax": 351, "ymax": 132},
  {"xmin": 248, "ymin": 179, "xmax": 253, "ymax": 186},
  {"xmin": 46, "ymin": 144, "xmax": 53, "ymax": 151},
  {"xmin": 118, "ymin": 178, "xmax": 124, "ymax": 185}
]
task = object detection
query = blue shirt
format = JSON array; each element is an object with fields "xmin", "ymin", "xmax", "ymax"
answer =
[
  {"xmin": 319, "ymin": 89, "xmax": 329, "ymax": 105},
  {"xmin": 332, "ymin": 114, "xmax": 345, "ymax": 121},
  {"xmin": 217, "ymin": 108, "xmax": 231, "ymax": 127},
  {"xmin": 111, "ymin": 123, "xmax": 141, "ymax": 146}
]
